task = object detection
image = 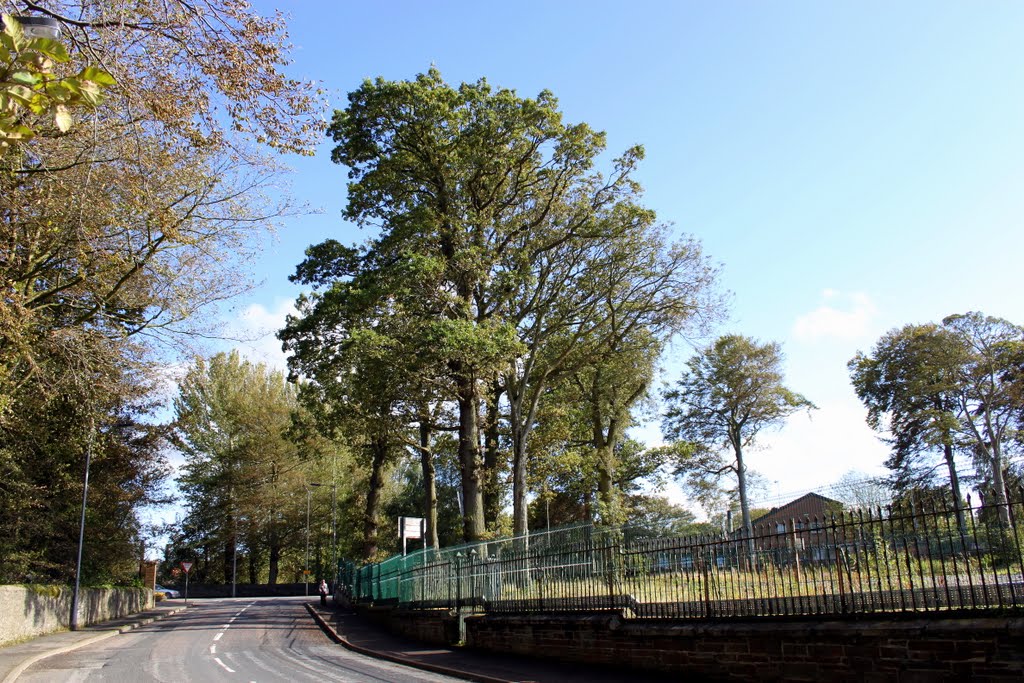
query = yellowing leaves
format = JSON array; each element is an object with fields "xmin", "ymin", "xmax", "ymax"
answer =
[{"xmin": 0, "ymin": 14, "xmax": 115, "ymax": 147}]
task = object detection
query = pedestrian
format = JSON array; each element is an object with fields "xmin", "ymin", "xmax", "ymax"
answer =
[{"xmin": 318, "ymin": 578, "xmax": 328, "ymax": 606}]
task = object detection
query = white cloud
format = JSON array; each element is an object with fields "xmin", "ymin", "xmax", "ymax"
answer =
[
  {"xmin": 792, "ymin": 290, "xmax": 877, "ymax": 342},
  {"xmin": 650, "ymin": 396, "xmax": 890, "ymax": 517},
  {"xmin": 227, "ymin": 298, "xmax": 297, "ymax": 371}
]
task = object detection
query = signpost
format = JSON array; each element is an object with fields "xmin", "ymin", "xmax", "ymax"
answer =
[
  {"xmin": 399, "ymin": 516, "xmax": 425, "ymax": 556},
  {"xmin": 181, "ymin": 561, "xmax": 192, "ymax": 607}
]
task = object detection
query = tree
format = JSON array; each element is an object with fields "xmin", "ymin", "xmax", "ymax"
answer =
[
  {"xmin": 828, "ymin": 470, "xmax": 893, "ymax": 511},
  {"xmin": 283, "ymin": 240, "xmax": 451, "ymax": 557},
  {"xmin": 662, "ymin": 335, "xmax": 815, "ymax": 541},
  {"xmin": 0, "ymin": 13, "xmax": 113, "ymax": 147},
  {"xmin": 0, "ymin": 0, "xmax": 322, "ymax": 585},
  {"xmin": 624, "ymin": 495, "xmax": 717, "ymax": 539},
  {"xmin": 172, "ymin": 352, "xmax": 334, "ymax": 584},
  {"xmin": 0, "ymin": 331, "xmax": 170, "ymax": 583},
  {"xmin": 848, "ymin": 323, "xmax": 968, "ymax": 528},
  {"xmin": 505, "ymin": 222, "xmax": 718, "ymax": 531},
  {"xmin": 0, "ymin": 0, "xmax": 323, "ymax": 401},
  {"xmin": 315, "ymin": 68, "xmax": 720, "ymax": 542},
  {"xmin": 942, "ymin": 312, "xmax": 1023, "ymax": 521}
]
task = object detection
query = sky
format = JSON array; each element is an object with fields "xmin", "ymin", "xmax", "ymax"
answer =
[{"xmin": 211, "ymin": 0, "xmax": 1024, "ymax": 515}]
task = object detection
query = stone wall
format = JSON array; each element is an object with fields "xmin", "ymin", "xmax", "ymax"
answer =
[
  {"xmin": 0, "ymin": 585, "xmax": 153, "ymax": 647},
  {"xmin": 360, "ymin": 605, "xmax": 456, "ymax": 646},
  {"xmin": 363, "ymin": 606, "xmax": 1024, "ymax": 682}
]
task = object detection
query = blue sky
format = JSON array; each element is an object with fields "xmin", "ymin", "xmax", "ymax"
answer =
[{"xmin": 224, "ymin": 1, "xmax": 1024, "ymax": 510}]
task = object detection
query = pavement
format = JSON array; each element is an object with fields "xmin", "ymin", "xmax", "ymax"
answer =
[
  {"xmin": 0, "ymin": 598, "xmax": 671, "ymax": 683},
  {"xmin": 306, "ymin": 601, "xmax": 677, "ymax": 683},
  {"xmin": 0, "ymin": 600, "xmax": 187, "ymax": 683}
]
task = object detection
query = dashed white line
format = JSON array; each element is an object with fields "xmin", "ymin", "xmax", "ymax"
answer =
[
  {"xmin": 209, "ymin": 645, "xmax": 216, "ymax": 654},
  {"xmin": 214, "ymin": 657, "xmax": 235, "ymax": 673},
  {"xmin": 214, "ymin": 632, "xmax": 223, "ymax": 641}
]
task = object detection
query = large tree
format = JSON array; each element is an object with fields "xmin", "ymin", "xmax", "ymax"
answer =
[
  {"xmin": 851, "ymin": 313, "xmax": 1024, "ymax": 525},
  {"xmin": 504, "ymin": 220, "xmax": 718, "ymax": 532},
  {"xmin": 307, "ymin": 69, "xmax": 642, "ymax": 541},
  {"xmin": 0, "ymin": 0, "xmax": 322, "ymax": 584},
  {"xmin": 307, "ymin": 68, "xmax": 719, "ymax": 542},
  {"xmin": 662, "ymin": 334, "xmax": 815, "ymax": 540},
  {"xmin": 172, "ymin": 351, "xmax": 335, "ymax": 585},
  {"xmin": 849, "ymin": 323, "xmax": 968, "ymax": 523},
  {"xmin": 943, "ymin": 312, "xmax": 1023, "ymax": 520}
]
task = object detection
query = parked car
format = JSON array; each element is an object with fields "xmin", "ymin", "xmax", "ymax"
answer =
[{"xmin": 155, "ymin": 585, "xmax": 180, "ymax": 598}]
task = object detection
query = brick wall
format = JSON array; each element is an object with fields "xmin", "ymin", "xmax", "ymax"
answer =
[
  {"xmin": 360, "ymin": 605, "xmax": 456, "ymax": 646},
  {"xmin": 464, "ymin": 614, "xmax": 1024, "ymax": 681},
  {"xmin": 369, "ymin": 607, "xmax": 1024, "ymax": 682}
]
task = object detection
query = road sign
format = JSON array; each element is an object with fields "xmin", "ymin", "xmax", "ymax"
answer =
[{"xmin": 181, "ymin": 561, "xmax": 193, "ymax": 573}]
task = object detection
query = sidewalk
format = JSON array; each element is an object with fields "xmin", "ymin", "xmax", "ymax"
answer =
[
  {"xmin": 0, "ymin": 601, "xmax": 187, "ymax": 683},
  {"xmin": 307, "ymin": 602, "xmax": 677, "ymax": 683}
]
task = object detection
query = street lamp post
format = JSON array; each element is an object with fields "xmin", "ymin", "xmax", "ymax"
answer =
[
  {"xmin": 69, "ymin": 421, "xmax": 94, "ymax": 631},
  {"xmin": 304, "ymin": 485, "xmax": 311, "ymax": 597}
]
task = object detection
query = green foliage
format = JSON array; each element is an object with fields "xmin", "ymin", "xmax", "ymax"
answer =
[
  {"xmin": 851, "ymin": 312, "xmax": 1024, "ymax": 518},
  {"xmin": 0, "ymin": 342, "xmax": 170, "ymax": 584},
  {"xmin": 663, "ymin": 335, "xmax": 814, "ymax": 528},
  {"xmin": 169, "ymin": 351, "xmax": 349, "ymax": 584},
  {"xmin": 0, "ymin": 13, "xmax": 114, "ymax": 146}
]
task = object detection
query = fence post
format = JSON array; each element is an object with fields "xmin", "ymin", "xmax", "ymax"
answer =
[
  {"xmin": 454, "ymin": 552, "xmax": 464, "ymax": 610},
  {"xmin": 832, "ymin": 513, "xmax": 847, "ymax": 614}
]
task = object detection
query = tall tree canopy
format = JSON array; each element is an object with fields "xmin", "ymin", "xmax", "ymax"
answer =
[
  {"xmin": 849, "ymin": 323, "xmax": 968, "ymax": 516},
  {"xmin": 850, "ymin": 312, "xmax": 1024, "ymax": 523},
  {"xmin": 171, "ymin": 351, "xmax": 347, "ymax": 585},
  {"xmin": 285, "ymin": 69, "xmax": 720, "ymax": 544},
  {"xmin": 662, "ymin": 334, "xmax": 815, "ymax": 537},
  {"xmin": 0, "ymin": 0, "xmax": 323, "ymax": 583}
]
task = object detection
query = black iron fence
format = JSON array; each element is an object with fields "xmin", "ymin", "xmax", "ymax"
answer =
[{"xmin": 338, "ymin": 487, "xmax": 1024, "ymax": 619}]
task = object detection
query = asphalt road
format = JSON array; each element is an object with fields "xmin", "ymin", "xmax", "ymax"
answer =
[{"xmin": 19, "ymin": 596, "xmax": 460, "ymax": 683}]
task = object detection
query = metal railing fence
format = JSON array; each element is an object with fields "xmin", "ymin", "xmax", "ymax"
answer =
[{"xmin": 338, "ymin": 487, "xmax": 1024, "ymax": 619}]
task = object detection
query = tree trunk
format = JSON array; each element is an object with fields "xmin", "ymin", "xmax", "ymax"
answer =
[
  {"xmin": 734, "ymin": 441, "xmax": 756, "ymax": 561},
  {"xmin": 268, "ymin": 541, "xmax": 280, "ymax": 585},
  {"xmin": 509, "ymin": 381, "xmax": 530, "ymax": 537},
  {"xmin": 419, "ymin": 419, "xmax": 439, "ymax": 550},
  {"xmin": 511, "ymin": 425, "xmax": 528, "ymax": 537},
  {"xmin": 942, "ymin": 442, "xmax": 967, "ymax": 534},
  {"xmin": 483, "ymin": 381, "xmax": 504, "ymax": 531},
  {"xmin": 592, "ymin": 375, "xmax": 627, "ymax": 526},
  {"xmin": 457, "ymin": 374, "xmax": 485, "ymax": 541},
  {"xmin": 990, "ymin": 441, "xmax": 1010, "ymax": 525},
  {"xmin": 363, "ymin": 437, "xmax": 387, "ymax": 558},
  {"xmin": 595, "ymin": 442, "xmax": 616, "ymax": 525}
]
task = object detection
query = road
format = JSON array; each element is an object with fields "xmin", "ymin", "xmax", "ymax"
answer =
[{"xmin": 19, "ymin": 597, "xmax": 460, "ymax": 683}]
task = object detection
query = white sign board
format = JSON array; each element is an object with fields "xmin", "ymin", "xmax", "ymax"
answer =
[
  {"xmin": 399, "ymin": 516, "xmax": 425, "ymax": 556},
  {"xmin": 181, "ymin": 561, "xmax": 193, "ymax": 573},
  {"xmin": 400, "ymin": 516, "xmax": 425, "ymax": 540}
]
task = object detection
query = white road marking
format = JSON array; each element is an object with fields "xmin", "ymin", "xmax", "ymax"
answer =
[
  {"xmin": 214, "ymin": 632, "xmax": 223, "ymax": 641},
  {"xmin": 210, "ymin": 645, "xmax": 216, "ymax": 654},
  {"xmin": 214, "ymin": 657, "xmax": 235, "ymax": 673}
]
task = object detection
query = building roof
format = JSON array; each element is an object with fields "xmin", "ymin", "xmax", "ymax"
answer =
[{"xmin": 749, "ymin": 492, "xmax": 843, "ymax": 527}]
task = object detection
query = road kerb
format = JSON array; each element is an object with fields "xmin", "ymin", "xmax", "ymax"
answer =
[{"xmin": 304, "ymin": 602, "xmax": 513, "ymax": 683}]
